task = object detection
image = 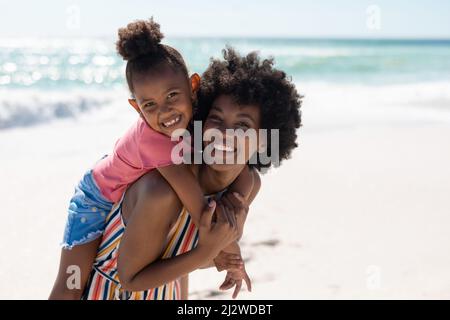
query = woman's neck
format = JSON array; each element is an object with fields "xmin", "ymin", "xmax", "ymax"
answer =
[{"xmin": 197, "ymin": 164, "xmax": 245, "ymax": 195}]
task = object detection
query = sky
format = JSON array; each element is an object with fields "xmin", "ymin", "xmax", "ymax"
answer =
[{"xmin": 0, "ymin": 0, "xmax": 449, "ymax": 38}]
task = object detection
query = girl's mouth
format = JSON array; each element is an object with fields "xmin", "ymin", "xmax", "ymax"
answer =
[{"xmin": 161, "ymin": 115, "xmax": 182, "ymax": 128}]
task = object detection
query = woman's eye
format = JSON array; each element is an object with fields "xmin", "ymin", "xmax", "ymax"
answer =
[
  {"xmin": 167, "ymin": 92, "xmax": 179, "ymax": 99},
  {"xmin": 144, "ymin": 102, "xmax": 156, "ymax": 110},
  {"xmin": 236, "ymin": 122, "xmax": 250, "ymax": 130},
  {"xmin": 209, "ymin": 116, "xmax": 222, "ymax": 123}
]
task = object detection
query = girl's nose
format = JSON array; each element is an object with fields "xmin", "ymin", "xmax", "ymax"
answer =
[{"xmin": 159, "ymin": 103, "xmax": 173, "ymax": 114}]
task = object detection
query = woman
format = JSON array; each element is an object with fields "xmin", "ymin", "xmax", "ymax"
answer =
[{"xmin": 83, "ymin": 47, "xmax": 302, "ymax": 299}]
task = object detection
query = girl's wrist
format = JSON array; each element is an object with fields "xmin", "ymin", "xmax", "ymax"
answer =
[{"xmin": 194, "ymin": 244, "xmax": 219, "ymax": 264}]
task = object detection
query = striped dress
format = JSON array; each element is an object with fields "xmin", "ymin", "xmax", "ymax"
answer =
[{"xmin": 82, "ymin": 197, "xmax": 199, "ymax": 300}]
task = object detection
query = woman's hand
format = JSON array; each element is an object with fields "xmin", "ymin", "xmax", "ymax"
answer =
[
  {"xmin": 219, "ymin": 261, "xmax": 252, "ymax": 299},
  {"xmin": 214, "ymin": 192, "xmax": 250, "ymax": 299},
  {"xmin": 213, "ymin": 251, "xmax": 244, "ymax": 272},
  {"xmin": 196, "ymin": 200, "xmax": 240, "ymax": 261}
]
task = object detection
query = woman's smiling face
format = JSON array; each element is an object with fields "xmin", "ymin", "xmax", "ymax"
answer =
[{"xmin": 203, "ymin": 94, "xmax": 261, "ymax": 170}]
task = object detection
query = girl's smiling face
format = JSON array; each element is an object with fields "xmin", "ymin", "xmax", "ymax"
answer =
[
  {"xmin": 129, "ymin": 67, "xmax": 198, "ymax": 137},
  {"xmin": 203, "ymin": 94, "xmax": 262, "ymax": 170}
]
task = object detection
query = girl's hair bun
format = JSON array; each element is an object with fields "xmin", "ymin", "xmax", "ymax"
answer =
[{"xmin": 116, "ymin": 17, "xmax": 164, "ymax": 61}]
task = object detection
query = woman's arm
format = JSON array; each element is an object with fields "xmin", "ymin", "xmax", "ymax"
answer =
[
  {"xmin": 119, "ymin": 242, "xmax": 212, "ymax": 291},
  {"xmin": 117, "ymin": 172, "xmax": 239, "ymax": 292},
  {"xmin": 227, "ymin": 165, "xmax": 255, "ymax": 202},
  {"xmin": 118, "ymin": 174, "xmax": 194, "ymax": 290}
]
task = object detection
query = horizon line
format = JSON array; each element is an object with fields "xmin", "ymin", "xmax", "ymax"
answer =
[{"xmin": 1, "ymin": 35, "xmax": 450, "ymax": 41}]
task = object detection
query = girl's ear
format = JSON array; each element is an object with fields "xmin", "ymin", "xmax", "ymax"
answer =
[
  {"xmin": 128, "ymin": 99, "xmax": 141, "ymax": 114},
  {"xmin": 190, "ymin": 73, "xmax": 201, "ymax": 96}
]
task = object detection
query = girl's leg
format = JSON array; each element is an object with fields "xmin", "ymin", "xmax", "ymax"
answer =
[
  {"xmin": 49, "ymin": 238, "xmax": 101, "ymax": 300},
  {"xmin": 180, "ymin": 274, "xmax": 189, "ymax": 300}
]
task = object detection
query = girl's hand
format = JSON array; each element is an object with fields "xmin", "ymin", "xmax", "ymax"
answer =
[
  {"xmin": 219, "ymin": 192, "xmax": 249, "ymax": 239},
  {"xmin": 197, "ymin": 201, "xmax": 240, "ymax": 261}
]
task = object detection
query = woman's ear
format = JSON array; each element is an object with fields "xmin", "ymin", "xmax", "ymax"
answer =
[
  {"xmin": 190, "ymin": 73, "xmax": 201, "ymax": 98},
  {"xmin": 128, "ymin": 99, "xmax": 141, "ymax": 114},
  {"xmin": 258, "ymin": 143, "xmax": 267, "ymax": 153},
  {"xmin": 257, "ymin": 136, "xmax": 267, "ymax": 153}
]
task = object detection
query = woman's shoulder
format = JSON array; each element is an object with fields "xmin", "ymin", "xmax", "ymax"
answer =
[
  {"xmin": 138, "ymin": 170, "xmax": 177, "ymax": 198},
  {"xmin": 252, "ymin": 168, "xmax": 261, "ymax": 191},
  {"xmin": 122, "ymin": 170, "xmax": 182, "ymax": 223},
  {"xmin": 248, "ymin": 168, "xmax": 261, "ymax": 204}
]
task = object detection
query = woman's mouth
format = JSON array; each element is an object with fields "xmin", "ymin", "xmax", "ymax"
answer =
[
  {"xmin": 212, "ymin": 143, "xmax": 235, "ymax": 153},
  {"xmin": 161, "ymin": 115, "xmax": 182, "ymax": 128}
]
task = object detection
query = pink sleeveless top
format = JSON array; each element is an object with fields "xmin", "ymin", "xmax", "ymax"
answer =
[{"xmin": 92, "ymin": 118, "xmax": 177, "ymax": 202}]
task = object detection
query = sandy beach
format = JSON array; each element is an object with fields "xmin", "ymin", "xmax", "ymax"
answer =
[{"xmin": 1, "ymin": 82, "xmax": 450, "ymax": 299}]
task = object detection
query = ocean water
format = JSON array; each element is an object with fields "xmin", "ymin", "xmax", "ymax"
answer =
[{"xmin": 1, "ymin": 37, "xmax": 450, "ymax": 129}]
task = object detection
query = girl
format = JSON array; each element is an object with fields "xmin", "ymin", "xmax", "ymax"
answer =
[{"xmin": 49, "ymin": 18, "xmax": 254, "ymax": 299}]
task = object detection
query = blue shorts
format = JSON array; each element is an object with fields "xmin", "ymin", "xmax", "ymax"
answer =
[{"xmin": 62, "ymin": 168, "xmax": 114, "ymax": 249}]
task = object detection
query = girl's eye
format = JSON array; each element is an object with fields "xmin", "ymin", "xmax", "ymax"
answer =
[{"xmin": 143, "ymin": 102, "xmax": 156, "ymax": 110}]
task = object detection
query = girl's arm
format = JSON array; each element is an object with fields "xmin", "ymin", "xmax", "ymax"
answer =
[
  {"xmin": 157, "ymin": 164, "xmax": 206, "ymax": 226},
  {"xmin": 158, "ymin": 164, "xmax": 257, "ymax": 228},
  {"xmin": 180, "ymin": 275, "xmax": 189, "ymax": 300}
]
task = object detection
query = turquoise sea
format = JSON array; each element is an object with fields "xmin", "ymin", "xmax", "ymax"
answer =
[{"xmin": 1, "ymin": 37, "xmax": 450, "ymax": 128}]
